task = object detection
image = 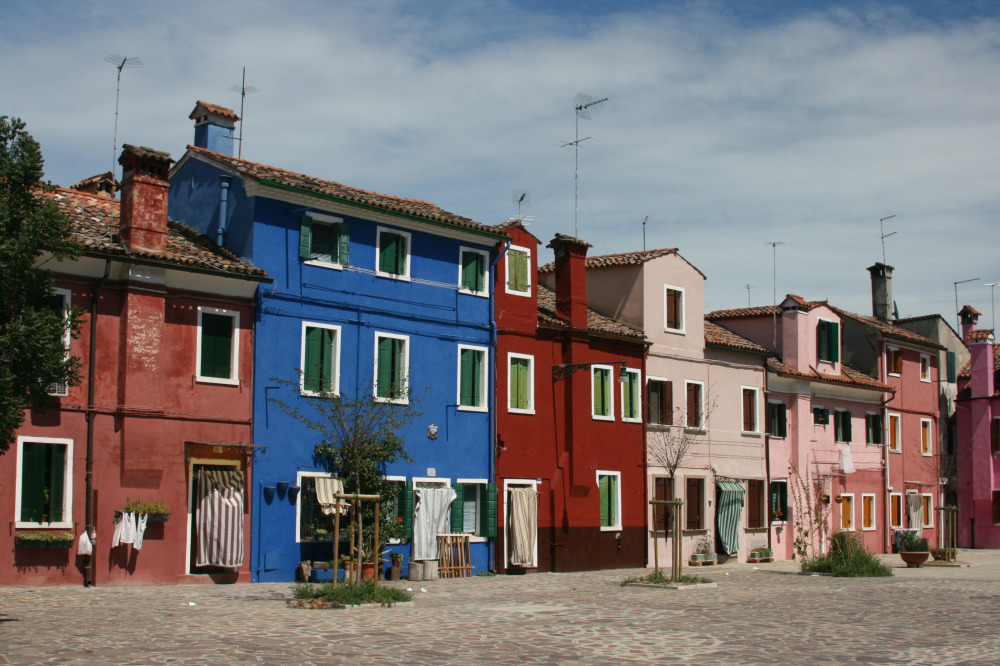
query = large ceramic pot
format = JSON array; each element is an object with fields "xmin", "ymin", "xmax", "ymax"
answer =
[
  {"xmin": 900, "ymin": 551, "xmax": 930, "ymax": 568},
  {"xmin": 361, "ymin": 562, "xmax": 377, "ymax": 581}
]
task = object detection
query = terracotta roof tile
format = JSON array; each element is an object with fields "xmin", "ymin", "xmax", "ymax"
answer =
[
  {"xmin": 539, "ymin": 247, "xmax": 677, "ymax": 274},
  {"xmin": 704, "ymin": 320, "xmax": 772, "ymax": 355},
  {"xmin": 767, "ymin": 358, "xmax": 893, "ymax": 392},
  {"xmin": 536, "ymin": 284, "xmax": 644, "ymax": 340},
  {"xmin": 43, "ymin": 187, "xmax": 268, "ymax": 278},
  {"xmin": 184, "ymin": 146, "xmax": 501, "ymax": 237},
  {"xmin": 708, "ymin": 305, "xmax": 780, "ymax": 319},
  {"xmin": 969, "ymin": 329, "xmax": 995, "ymax": 343},
  {"xmin": 831, "ymin": 307, "xmax": 945, "ymax": 350},
  {"xmin": 959, "ymin": 305, "xmax": 982, "ymax": 317},
  {"xmin": 189, "ymin": 101, "xmax": 240, "ymax": 122},
  {"xmin": 958, "ymin": 343, "xmax": 1000, "ymax": 380}
]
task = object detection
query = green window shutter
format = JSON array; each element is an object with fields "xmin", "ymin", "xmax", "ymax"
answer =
[
  {"xmin": 338, "ymin": 223, "xmax": 350, "ymax": 266},
  {"xmin": 200, "ymin": 313, "xmax": 233, "ymax": 378},
  {"xmin": 828, "ymin": 321, "xmax": 840, "ymax": 363},
  {"xmin": 461, "ymin": 251, "xmax": 484, "ymax": 292},
  {"xmin": 379, "ymin": 233, "xmax": 399, "ymax": 274},
  {"xmin": 399, "ymin": 481, "xmax": 414, "ymax": 539},
  {"xmin": 843, "ymin": 411, "xmax": 852, "ymax": 442},
  {"xmin": 511, "ymin": 358, "xmax": 528, "ymax": 409},
  {"xmin": 599, "ymin": 475, "xmax": 610, "ymax": 527},
  {"xmin": 624, "ymin": 374, "xmax": 635, "ymax": 418},
  {"xmin": 459, "ymin": 349, "xmax": 476, "ymax": 407},
  {"xmin": 304, "ymin": 326, "xmax": 323, "ymax": 393},
  {"xmin": 508, "ymin": 249, "xmax": 527, "ymax": 292},
  {"xmin": 594, "ymin": 368, "xmax": 609, "ymax": 416},
  {"xmin": 377, "ymin": 337, "xmax": 394, "ymax": 398},
  {"xmin": 947, "ymin": 351, "xmax": 957, "ymax": 383},
  {"xmin": 48, "ymin": 444, "xmax": 65, "ymax": 523},
  {"xmin": 609, "ymin": 476, "xmax": 618, "ymax": 526},
  {"xmin": 20, "ymin": 442, "xmax": 47, "ymax": 522},
  {"xmin": 481, "ymin": 483, "xmax": 497, "ymax": 537},
  {"xmin": 451, "ymin": 483, "xmax": 465, "ymax": 532},
  {"xmin": 779, "ymin": 404, "xmax": 788, "ymax": 437},
  {"xmin": 299, "ymin": 215, "xmax": 313, "ymax": 259}
]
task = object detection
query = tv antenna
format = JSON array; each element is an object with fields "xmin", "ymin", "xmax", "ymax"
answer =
[
  {"xmin": 742, "ymin": 284, "xmax": 754, "ymax": 307},
  {"xmin": 229, "ymin": 67, "xmax": 258, "ymax": 159},
  {"xmin": 561, "ymin": 93, "xmax": 607, "ymax": 237},
  {"xmin": 513, "ymin": 191, "xmax": 530, "ymax": 216},
  {"xmin": 766, "ymin": 241, "xmax": 785, "ymax": 349},
  {"xmin": 104, "ymin": 54, "xmax": 144, "ymax": 189},
  {"xmin": 642, "ymin": 216, "xmax": 648, "ymax": 251},
  {"xmin": 879, "ymin": 214, "xmax": 896, "ymax": 265}
]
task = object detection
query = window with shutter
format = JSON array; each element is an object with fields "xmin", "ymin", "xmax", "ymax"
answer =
[
  {"xmin": 481, "ymin": 483, "xmax": 497, "ymax": 537},
  {"xmin": 835, "ymin": 410, "xmax": 852, "ymax": 443},
  {"xmin": 508, "ymin": 354, "xmax": 533, "ymax": 412},
  {"xmin": 648, "ymin": 379, "xmax": 673, "ymax": 426},
  {"xmin": 920, "ymin": 354, "xmax": 931, "ymax": 382},
  {"xmin": 817, "ymin": 319, "xmax": 839, "ymax": 363},
  {"xmin": 890, "ymin": 493, "xmax": 902, "ymax": 528},
  {"xmin": 375, "ymin": 333, "xmax": 408, "ymax": 402},
  {"xmin": 654, "ymin": 477, "xmax": 673, "ymax": 532},
  {"xmin": 592, "ymin": 366, "xmax": 612, "ymax": 419},
  {"xmin": 45, "ymin": 288, "xmax": 71, "ymax": 396},
  {"xmin": 813, "ymin": 406, "xmax": 830, "ymax": 425},
  {"xmin": 947, "ymin": 351, "xmax": 957, "ymax": 383},
  {"xmin": 921, "ymin": 419, "xmax": 933, "ymax": 455},
  {"xmin": 377, "ymin": 229, "xmax": 410, "ymax": 278},
  {"xmin": 747, "ymin": 480, "xmax": 764, "ymax": 528},
  {"xmin": 888, "ymin": 413, "xmax": 901, "ymax": 452},
  {"xmin": 197, "ymin": 308, "xmax": 238, "ymax": 383},
  {"xmin": 300, "ymin": 213, "xmax": 349, "ymax": 266},
  {"xmin": 992, "ymin": 419, "xmax": 1000, "ymax": 455},
  {"xmin": 840, "ymin": 494, "xmax": 854, "ymax": 530},
  {"xmin": 459, "ymin": 249, "xmax": 487, "ymax": 295},
  {"xmin": 17, "ymin": 438, "xmax": 71, "ymax": 526},
  {"xmin": 769, "ymin": 480, "xmax": 788, "ymax": 523},
  {"xmin": 664, "ymin": 286, "xmax": 684, "ymax": 332},
  {"xmin": 922, "ymin": 494, "xmax": 933, "ymax": 528},
  {"xmin": 686, "ymin": 477, "xmax": 703, "ymax": 529},
  {"xmin": 887, "ymin": 347, "xmax": 903, "ymax": 375},
  {"xmin": 621, "ymin": 369, "xmax": 640, "ymax": 421},
  {"xmin": 862, "ymin": 494, "xmax": 876, "ymax": 530},
  {"xmin": 993, "ymin": 491, "xmax": 1000, "ymax": 525},
  {"xmin": 505, "ymin": 246, "xmax": 531, "ymax": 295},
  {"xmin": 458, "ymin": 346, "xmax": 486, "ymax": 410},
  {"xmin": 301, "ymin": 323, "xmax": 339, "ymax": 395},
  {"xmin": 685, "ymin": 382, "xmax": 703, "ymax": 428},
  {"xmin": 768, "ymin": 402, "xmax": 787, "ymax": 437},
  {"xmin": 742, "ymin": 388, "xmax": 757, "ymax": 432},
  {"xmin": 597, "ymin": 472, "xmax": 620, "ymax": 530},
  {"xmin": 866, "ymin": 413, "xmax": 883, "ymax": 445}
]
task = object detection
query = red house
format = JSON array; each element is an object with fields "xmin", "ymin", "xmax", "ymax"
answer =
[
  {"xmin": 2, "ymin": 145, "xmax": 269, "ymax": 586},
  {"xmin": 494, "ymin": 224, "xmax": 648, "ymax": 572}
]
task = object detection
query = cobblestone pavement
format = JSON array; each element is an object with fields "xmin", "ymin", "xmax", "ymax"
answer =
[{"xmin": 3, "ymin": 551, "xmax": 1000, "ymax": 665}]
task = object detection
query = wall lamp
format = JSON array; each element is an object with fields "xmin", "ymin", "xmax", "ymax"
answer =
[{"xmin": 552, "ymin": 359, "xmax": 629, "ymax": 383}]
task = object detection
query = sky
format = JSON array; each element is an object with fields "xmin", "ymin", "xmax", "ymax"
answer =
[{"xmin": 3, "ymin": 0, "xmax": 999, "ymax": 328}]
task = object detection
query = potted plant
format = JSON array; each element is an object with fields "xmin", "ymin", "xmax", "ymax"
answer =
[
  {"xmin": 122, "ymin": 497, "xmax": 170, "ymax": 522},
  {"xmin": 690, "ymin": 531, "xmax": 717, "ymax": 565},
  {"xmin": 387, "ymin": 552, "xmax": 406, "ymax": 581},
  {"xmin": 340, "ymin": 554, "xmax": 355, "ymax": 581},
  {"xmin": 898, "ymin": 531, "xmax": 930, "ymax": 568},
  {"xmin": 748, "ymin": 546, "xmax": 773, "ymax": 563},
  {"xmin": 15, "ymin": 531, "xmax": 75, "ymax": 548}
]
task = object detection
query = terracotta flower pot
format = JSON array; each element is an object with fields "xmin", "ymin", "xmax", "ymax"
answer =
[
  {"xmin": 900, "ymin": 551, "xmax": 930, "ymax": 568},
  {"xmin": 361, "ymin": 562, "xmax": 376, "ymax": 581}
]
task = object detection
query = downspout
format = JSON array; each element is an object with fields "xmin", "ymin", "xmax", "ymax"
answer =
[
  {"xmin": 84, "ymin": 259, "xmax": 111, "ymax": 587},
  {"xmin": 764, "ymin": 360, "xmax": 772, "ymax": 552},
  {"xmin": 216, "ymin": 176, "xmax": 231, "ymax": 248},
  {"xmin": 489, "ymin": 239, "xmax": 511, "ymax": 572}
]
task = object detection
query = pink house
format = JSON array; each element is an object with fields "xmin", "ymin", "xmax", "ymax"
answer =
[{"xmin": 955, "ymin": 305, "xmax": 1000, "ymax": 547}]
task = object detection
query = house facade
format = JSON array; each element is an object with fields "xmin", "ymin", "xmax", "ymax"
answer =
[
  {"xmin": 955, "ymin": 306, "xmax": 1000, "ymax": 548},
  {"xmin": 494, "ymin": 226, "xmax": 648, "ymax": 573},
  {"xmin": 169, "ymin": 102, "xmax": 506, "ymax": 581},
  {"xmin": 561, "ymin": 249, "xmax": 771, "ymax": 566},
  {"xmin": 3, "ymin": 145, "xmax": 268, "ymax": 586}
]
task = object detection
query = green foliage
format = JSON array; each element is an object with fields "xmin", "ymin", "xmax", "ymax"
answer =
[
  {"xmin": 621, "ymin": 570, "xmax": 713, "ymax": 586},
  {"xmin": 750, "ymin": 547, "xmax": 773, "ymax": 559},
  {"xmin": 475, "ymin": 570, "xmax": 497, "ymax": 577},
  {"xmin": 0, "ymin": 117, "xmax": 83, "ymax": 453},
  {"xmin": 15, "ymin": 531, "xmax": 75, "ymax": 542},
  {"xmin": 695, "ymin": 530, "xmax": 714, "ymax": 554},
  {"xmin": 292, "ymin": 580, "xmax": 413, "ymax": 606},
  {"xmin": 800, "ymin": 531, "xmax": 893, "ymax": 577},
  {"xmin": 897, "ymin": 531, "xmax": 928, "ymax": 552},
  {"xmin": 123, "ymin": 497, "xmax": 170, "ymax": 514}
]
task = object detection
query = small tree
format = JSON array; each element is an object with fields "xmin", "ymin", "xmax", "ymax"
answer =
[
  {"xmin": 0, "ymin": 116, "xmax": 82, "ymax": 453},
  {"xmin": 647, "ymin": 395, "xmax": 717, "ymax": 505},
  {"xmin": 788, "ymin": 460, "xmax": 829, "ymax": 561},
  {"xmin": 270, "ymin": 376, "xmax": 419, "ymax": 566}
]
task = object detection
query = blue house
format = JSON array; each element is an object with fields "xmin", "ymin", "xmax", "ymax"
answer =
[{"xmin": 169, "ymin": 102, "xmax": 505, "ymax": 581}]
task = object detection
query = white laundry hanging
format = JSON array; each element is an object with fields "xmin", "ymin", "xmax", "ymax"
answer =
[
  {"xmin": 120, "ymin": 511, "xmax": 137, "ymax": 544},
  {"xmin": 112, "ymin": 513, "xmax": 123, "ymax": 548},
  {"xmin": 133, "ymin": 513, "xmax": 149, "ymax": 550}
]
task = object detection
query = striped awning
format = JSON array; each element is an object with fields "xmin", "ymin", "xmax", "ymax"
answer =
[{"xmin": 716, "ymin": 481, "xmax": 745, "ymax": 556}]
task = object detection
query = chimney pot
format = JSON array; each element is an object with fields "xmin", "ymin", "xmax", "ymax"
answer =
[
  {"xmin": 867, "ymin": 263, "xmax": 894, "ymax": 321},
  {"xmin": 547, "ymin": 233, "xmax": 592, "ymax": 329},
  {"xmin": 190, "ymin": 101, "xmax": 240, "ymax": 156},
  {"xmin": 118, "ymin": 144, "xmax": 173, "ymax": 253}
]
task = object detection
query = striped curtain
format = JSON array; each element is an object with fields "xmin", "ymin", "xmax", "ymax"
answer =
[
  {"xmin": 315, "ymin": 476, "xmax": 347, "ymax": 515},
  {"xmin": 196, "ymin": 468, "xmax": 245, "ymax": 568},
  {"xmin": 716, "ymin": 481, "xmax": 745, "ymax": 555},
  {"xmin": 412, "ymin": 487, "xmax": 456, "ymax": 561},
  {"xmin": 509, "ymin": 487, "xmax": 537, "ymax": 566}
]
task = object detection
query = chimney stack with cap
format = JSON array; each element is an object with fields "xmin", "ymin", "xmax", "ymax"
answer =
[
  {"xmin": 547, "ymin": 233, "xmax": 593, "ymax": 330},
  {"xmin": 118, "ymin": 145, "xmax": 173, "ymax": 254},
  {"xmin": 190, "ymin": 101, "xmax": 240, "ymax": 156},
  {"xmin": 867, "ymin": 263, "xmax": 894, "ymax": 322}
]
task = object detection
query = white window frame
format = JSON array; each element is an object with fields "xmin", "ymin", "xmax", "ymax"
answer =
[
  {"xmin": 303, "ymin": 211, "xmax": 346, "ymax": 271},
  {"xmin": 887, "ymin": 346, "xmax": 902, "ymax": 377},
  {"xmin": 295, "ymin": 470, "xmax": 335, "ymax": 543},
  {"xmin": 621, "ymin": 368, "xmax": 641, "ymax": 423},
  {"xmin": 375, "ymin": 227, "xmax": 412, "ymax": 281},
  {"xmin": 920, "ymin": 418, "xmax": 933, "ymax": 456},
  {"xmin": 889, "ymin": 491, "xmax": 903, "ymax": 529},
  {"xmin": 457, "ymin": 247, "xmax": 489, "ymax": 297},
  {"xmin": 591, "ymin": 364, "xmax": 614, "ymax": 421},
  {"xmin": 384, "ymin": 474, "xmax": 406, "ymax": 544},
  {"xmin": 195, "ymin": 306, "xmax": 240, "ymax": 386},
  {"xmin": 299, "ymin": 321, "xmax": 341, "ymax": 396},
  {"xmin": 456, "ymin": 344, "xmax": 488, "ymax": 412},
  {"xmin": 839, "ymin": 492, "xmax": 855, "ymax": 531},
  {"xmin": 14, "ymin": 436, "xmax": 74, "ymax": 529},
  {"xmin": 741, "ymin": 385, "xmax": 760, "ymax": 434},
  {"xmin": 663, "ymin": 284, "xmax": 686, "ymax": 334},
  {"xmin": 504, "ymin": 244, "xmax": 532, "ymax": 296},
  {"xmin": 503, "ymin": 478, "xmax": 539, "ymax": 568},
  {"xmin": 862, "ymin": 493, "xmax": 877, "ymax": 531},
  {"xmin": 921, "ymin": 493, "xmax": 934, "ymax": 529},
  {"xmin": 817, "ymin": 316, "xmax": 840, "ymax": 364},
  {"xmin": 47, "ymin": 287, "xmax": 72, "ymax": 396},
  {"xmin": 373, "ymin": 332, "xmax": 410, "ymax": 404},
  {"xmin": 888, "ymin": 412, "xmax": 902, "ymax": 453},
  {"xmin": 507, "ymin": 352, "xmax": 535, "ymax": 415},
  {"xmin": 456, "ymin": 477, "xmax": 488, "ymax": 543},
  {"xmin": 919, "ymin": 354, "xmax": 931, "ymax": 382},
  {"xmin": 684, "ymin": 380, "xmax": 705, "ymax": 430},
  {"xmin": 596, "ymin": 470, "xmax": 622, "ymax": 532}
]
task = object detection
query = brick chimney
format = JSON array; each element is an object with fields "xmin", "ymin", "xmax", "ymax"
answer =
[
  {"xmin": 547, "ymin": 234, "xmax": 592, "ymax": 330},
  {"xmin": 190, "ymin": 101, "xmax": 239, "ymax": 156},
  {"xmin": 867, "ymin": 263, "xmax": 894, "ymax": 322},
  {"xmin": 960, "ymin": 305, "xmax": 982, "ymax": 342},
  {"xmin": 118, "ymin": 145, "xmax": 173, "ymax": 253}
]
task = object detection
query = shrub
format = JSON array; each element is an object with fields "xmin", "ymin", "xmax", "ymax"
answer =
[
  {"xmin": 897, "ymin": 531, "xmax": 928, "ymax": 552},
  {"xmin": 15, "ymin": 531, "xmax": 75, "ymax": 543},
  {"xmin": 800, "ymin": 531, "xmax": 891, "ymax": 577},
  {"xmin": 123, "ymin": 497, "xmax": 170, "ymax": 514},
  {"xmin": 293, "ymin": 580, "xmax": 413, "ymax": 606},
  {"xmin": 621, "ymin": 570, "xmax": 712, "ymax": 586}
]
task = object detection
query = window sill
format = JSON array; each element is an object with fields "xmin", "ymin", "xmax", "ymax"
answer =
[
  {"xmin": 300, "ymin": 389, "xmax": 339, "ymax": 398},
  {"xmin": 374, "ymin": 396, "xmax": 410, "ymax": 405},
  {"xmin": 622, "ymin": 417, "xmax": 642, "ymax": 424},
  {"xmin": 457, "ymin": 405, "xmax": 488, "ymax": 413},
  {"xmin": 744, "ymin": 527, "xmax": 769, "ymax": 533},
  {"xmin": 458, "ymin": 288, "xmax": 489, "ymax": 298},
  {"xmin": 196, "ymin": 376, "xmax": 240, "ymax": 387},
  {"xmin": 304, "ymin": 259, "xmax": 344, "ymax": 271},
  {"xmin": 508, "ymin": 408, "xmax": 535, "ymax": 415},
  {"xmin": 889, "ymin": 448, "xmax": 902, "ymax": 454},
  {"xmin": 684, "ymin": 427, "xmax": 706, "ymax": 434},
  {"xmin": 599, "ymin": 526, "xmax": 622, "ymax": 532},
  {"xmin": 376, "ymin": 272, "xmax": 411, "ymax": 282},
  {"xmin": 504, "ymin": 288, "xmax": 532, "ymax": 297},
  {"xmin": 592, "ymin": 414, "xmax": 614, "ymax": 422},
  {"xmin": 16, "ymin": 521, "xmax": 74, "ymax": 530},
  {"xmin": 741, "ymin": 431, "xmax": 762, "ymax": 437},
  {"xmin": 888, "ymin": 372, "xmax": 901, "ymax": 378},
  {"xmin": 663, "ymin": 327, "xmax": 686, "ymax": 335}
]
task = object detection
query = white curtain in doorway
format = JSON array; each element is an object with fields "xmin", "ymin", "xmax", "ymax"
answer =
[
  {"xmin": 509, "ymin": 487, "xmax": 537, "ymax": 566},
  {"xmin": 196, "ymin": 468, "xmax": 245, "ymax": 568},
  {"xmin": 412, "ymin": 487, "xmax": 456, "ymax": 561},
  {"xmin": 906, "ymin": 493, "xmax": 923, "ymax": 530}
]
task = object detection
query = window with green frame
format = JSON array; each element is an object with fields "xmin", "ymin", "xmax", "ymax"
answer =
[
  {"xmin": 299, "ymin": 214, "xmax": 350, "ymax": 265},
  {"xmin": 817, "ymin": 319, "xmax": 840, "ymax": 363},
  {"xmin": 377, "ymin": 229, "xmax": 409, "ymax": 277},
  {"xmin": 460, "ymin": 249, "xmax": 487, "ymax": 294},
  {"xmin": 866, "ymin": 413, "xmax": 883, "ymax": 445},
  {"xmin": 592, "ymin": 366, "xmax": 612, "ymax": 419},
  {"xmin": 302, "ymin": 324, "xmax": 338, "ymax": 394},
  {"xmin": 450, "ymin": 482, "xmax": 498, "ymax": 537},
  {"xmin": 598, "ymin": 472, "xmax": 620, "ymax": 529},
  {"xmin": 458, "ymin": 347, "xmax": 486, "ymax": 409},
  {"xmin": 375, "ymin": 334, "xmax": 408, "ymax": 401},
  {"xmin": 622, "ymin": 369, "xmax": 640, "ymax": 421},
  {"xmin": 767, "ymin": 402, "xmax": 788, "ymax": 437},
  {"xmin": 19, "ymin": 440, "xmax": 68, "ymax": 524},
  {"xmin": 835, "ymin": 409, "xmax": 852, "ymax": 443},
  {"xmin": 198, "ymin": 309, "xmax": 236, "ymax": 381},
  {"xmin": 506, "ymin": 246, "xmax": 530, "ymax": 294},
  {"xmin": 509, "ymin": 355, "xmax": 532, "ymax": 412},
  {"xmin": 769, "ymin": 480, "xmax": 788, "ymax": 523}
]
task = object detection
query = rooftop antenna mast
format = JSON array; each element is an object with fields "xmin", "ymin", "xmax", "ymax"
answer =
[
  {"xmin": 879, "ymin": 214, "xmax": 896, "ymax": 265},
  {"xmin": 229, "ymin": 67, "xmax": 258, "ymax": 159},
  {"xmin": 562, "ymin": 93, "xmax": 607, "ymax": 237},
  {"xmin": 742, "ymin": 284, "xmax": 754, "ymax": 308},
  {"xmin": 104, "ymin": 54, "xmax": 144, "ymax": 189},
  {"xmin": 766, "ymin": 241, "xmax": 784, "ymax": 349},
  {"xmin": 642, "ymin": 216, "xmax": 648, "ymax": 251}
]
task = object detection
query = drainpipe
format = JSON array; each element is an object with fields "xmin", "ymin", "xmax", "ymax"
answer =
[
  {"xmin": 489, "ymin": 240, "xmax": 510, "ymax": 572},
  {"xmin": 84, "ymin": 260, "xmax": 111, "ymax": 587},
  {"xmin": 216, "ymin": 176, "xmax": 231, "ymax": 248}
]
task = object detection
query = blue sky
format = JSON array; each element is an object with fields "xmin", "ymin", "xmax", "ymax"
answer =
[{"xmin": 4, "ymin": 0, "xmax": 999, "ymax": 326}]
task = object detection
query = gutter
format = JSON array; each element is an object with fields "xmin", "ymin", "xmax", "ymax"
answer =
[{"xmin": 84, "ymin": 259, "xmax": 111, "ymax": 587}]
